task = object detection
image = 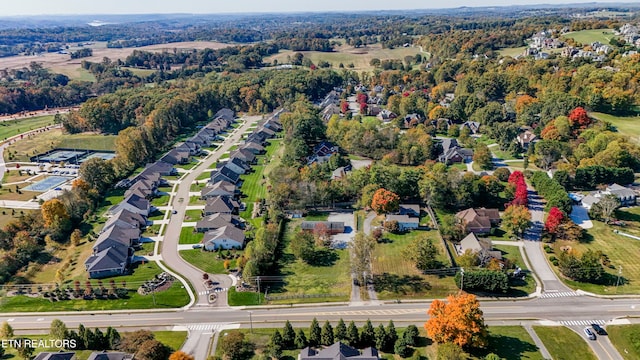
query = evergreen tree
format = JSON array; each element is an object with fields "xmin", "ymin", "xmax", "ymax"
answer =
[
  {"xmin": 94, "ymin": 328, "xmax": 108, "ymax": 350},
  {"xmin": 346, "ymin": 321, "xmax": 359, "ymax": 347},
  {"xmin": 403, "ymin": 325, "xmax": 419, "ymax": 347},
  {"xmin": 77, "ymin": 325, "xmax": 87, "ymax": 350},
  {"xmin": 282, "ymin": 320, "xmax": 296, "ymax": 350},
  {"xmin": 309, "ymin": 318, "xmax": 322, "ymax": 347},
  {"xmin": 83, "ymin": 327, "xmax": 96, "ymax": 350},
  {"xmin": 269, "ymin": 330, "xmax": 284, "ymax": 359},
  {"xmin": 334, "ymin": 319, "xmax": 347, "ymax": 342},
  {"xmin": 394, "ymin": 338, "xmax": 411, "ymax": 358},
  {"xmin": 386, "ymin": 320, "xmax": 398, "ymax": 350},
  {"xmin": 321, "ymin": 321, "xmax": 334, "ymax": 346},
  {"xmin": 106, "ymin": 327, "xmax": 121, "ymax": 349},
  {"xmin": 66, "ymin": 330, "xmax": 81, "ymax": 350},
  {"xmin": 360, "ymin": 320, "xmax": 375, "ymax": 348},
  {"xmin": 374, "ymin": 324, "xmax": 387, "ymax": 351},
  {"xmin": 295, "ymin": 329, "xmax": 308, "ymax": 349}
]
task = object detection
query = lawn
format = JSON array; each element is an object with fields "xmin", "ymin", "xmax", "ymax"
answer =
[
  {"xmin": 470, "ymin": 326, "xmax": 544, "ymax": 360},
  {"xmin": 191, "ymin": 181, "xmax": 207, "ymax": 192},
  {"xmin": 184, "ymin": 209, "xmax": 203, "ymax": 221},
  {"xmin": 550, "ymin": 208, "xmax": 640, "ymax": 294},
  {"xmin": 271, "ymin": 219, "xmax": 351, "ymax": 303},
  {"xmin": 493, "ymin": 245, "xmax": 537, "ymax": 296},
  {"xmin": 304, "ymin": 211, "xmax": 330, "ymax": 221},
  {"xmin": 148, "ymin": 209, "xmax": 166, "ymax": 221},
  {"xmin": 264, "ymin": 44, "xmax": 421, "ymax": 72},
  {"xmin": 196, "ymin": 171, "xmax": 211, "ymax": 181},
  {"xmin": 153, "ymin": 330, "xmax": 188, "ymax": 352},
  {"xmin": 608, "ymin": 324, "xmax": 640, "ymax": 360},
  {"xmin": 0, "ymin": 262, "xmax": 190, "ymax": 312},
  {"xmin": 0, "ymin": 114, "xmax": 55, "ymax": 142},
  {"xmin": 179, "ymin": 226, "xmax": 204, "ymax": 245},
  {"xmin": 561, "ymin": 29, "xmax": 617, "ymax": 45},
  {"xmin": 0, "ymin": 208, "xmax": 38, "ymax": 228},
  {"xmin": 0, "ymin": 187, "xmax": 40, "ymax": 201},
  {"xmin": 189, "ymin": 196, "xmax": 205, "ymax": 205},
  {"xmin": 533, "ymin": 326, "xmax": 597, "ymax": 360},
  {"xmin": 2, "ymin": 169, "xmax": 37, "ymax": 183},
  {"xmin": 590, "ymin": 112, "xmax": 640, "ymax": 143},
  {"xmin": 372, "ymin": 230, "xmax": 459, "ymax": 299},
  {"xmin": 497, "ymin": 46, "xmax": 527, "ymax": 58},
  {"xmin": 228, "ymin": 287, "xmax": 265, "ymax": 306},
  {"xmin": 180, "ymin": 249, "xmax": 239, "ymax": 274},
  {"xmin": 239, "ymin": 139, "xmax": 283, "ymax": 222},
  {"xmin": 150, "ymin": 194, "xmax": 170, "ymax": 207}
]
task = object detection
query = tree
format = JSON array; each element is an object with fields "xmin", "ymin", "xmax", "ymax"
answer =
[
  {"xmin": 136, "ymin": 340, "xmax": 170, "ymax": 360},
  {"xmin": 291, "ymin": 231, "xmax": 315, "ymax": 263},
  {"xmin": 15, "ymin": 338, "xmax": 34, "ymax": 360},
  {"xmin": 268, "ymin": 330, "xmax": 284, "ymax": 359},
  {"xmin": 350, "ymin": 232, "xmax": 376, "ymax": 284},
  {"xmin": 169, "ymin": 351, "xmax": 195, "ymax": 360},
  {"xmin": 436, "ymin": 343, "xmax": 467, "ymax": 360},
  {"xmin": 346, "ymin": 321, "xmax": 359, "ymax": 346},
  {"xmin": 334, "ymin": 319, "xmax": 347, "ymax": 342},
  {"xmin": 282, "ymin": 320, "xmax": 295, "ymax": 349},
  {"xmin": 493, "ymin": 167, "xmax": 511, "ymax": 182},
  {"xmin": 50, "ymin": 319, "xmax": 68, "ymax": 339},
  {"xmin": 309, "ymin": 318, "xmax": 321, "ymax": 347},
  {"xmin": 502, "ymin": 205, "xmax": 531, "ymax": 238},
  {"xmin": 41, "ymin": 198, "xmax": 70, "ymax": 229},
  {"xmin": 321, "ymin": 321, "xmax": 334, "ymax": 345},
  {"xmin": 0, "ymin": 321, "xmax": 14, "ymax": 338},
  {"xmin": 425, "ymin": 293, "xmax": 488, "ymax": 348},
  {"xmin": 295, "ymin": 329, "xmax": 308, "ymax": 349},
  {"xmin": 395, "ymin": 338, "xmax": 411, "ymax": 358},
  {"xmin": 118, "ymin": 330, "xmax": 155, "ymax": 353},
  {"xmin": 374, "ymin": 324, "xmax": 387, "ymax": 351},
  {"xmin": 371, "ymin": 188, "xmax": 400, "ymax": 214},
  {"xmin": 403, "ymin": 325, "xmax": 419, "ymax": 346},
  {"xmin": 544, "ymin": 207, "xmax": 564, "ymax": 235},
  {"xmin": 70, "ymin": 228, "xmax": 82, "ymax": 246},
  {"xmin": 568, "ymin": 107, "xmax": 591, "ymax": 129},
  {"xmin": 485, "ymin": 354, "xmax": 501, "ymax": 360},
  {"xmin": 455, "ymin": 269, "xmax": 509, "ymax": 293},
  {"xmin": 590, "ymin": 194, "xmax": 620, "ymax": 224},
  {"xmin": 404, "ymin": 235, "xmax": 440, "ymax": 271},
  {"xmin": 219, "ymin": 330, "xmax": 254, "ymax": 360},
  {"xmin": 386, "ymin": 320, "xmax": 398, "ymax": 350},
  {"xmin": 458, "ymin": 249, "xmax": 480, "ymax": 268},
  {"xmin": 79, "ymin": 157, "xmax": 115, "ymax": 193},
  {"xmin": 473, "ymin": 143, "xmax": 493, "ymax": 170},
  {"xmin": 360, "ymin": 320, "xmax": 375, "ymax": 347}
]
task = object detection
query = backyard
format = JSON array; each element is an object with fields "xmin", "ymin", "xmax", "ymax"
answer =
[{"xmin": 180, "ymin": 248, "xmax": 240, "ymax": 274}]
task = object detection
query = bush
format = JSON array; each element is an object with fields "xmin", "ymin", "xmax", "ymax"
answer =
[
  {"xmin": 544, "ymin": 245, "xmax": 553, "ymax": 253},
  {"xmin": 493, "ymin": 167, "xmax": 511, "ymax": 182},
  {"xmin": 530, "ymin": 171, "xmax": 572, "ymax": 213},
  {"xmin": 454, "ymin": 269, "xmax": 509, "ymax": 293}
]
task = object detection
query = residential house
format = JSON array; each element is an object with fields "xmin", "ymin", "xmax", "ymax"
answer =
[
  {"xmin": 214, "ymin": 108, "xmax": 235, "ymax": 123},
  {"xmin": 242, "ymin": 141, "xmax": 266, "ymax": 154},
  {"xmin": 403, "ymin": 113, "xmax": 422, "ymax": 127},
  {"xmin": 299, "ymin": 342, "xmax": 379, "ymax": 360},
  {"xmin": 106, "ymin": 209, "xmax": 148, "ymax": 229},
  {"xmin": 581, "ymin": 194, "xmax": 601, "ymax": 210},
  {"xmin": 218, "ymin": 157, "xmax": 251, "ymax": 175},
  {"xmin": 124, "ymin": 179, "xmax": 157, "ymax": 199},
  {"xmin": 179, "ymin": 141, "xmax": 202, "ymax": 155},
  {"xmin": 607, "ymin": 184, "xmax": 637, "ymax": 206},
  {"xmin": 196, "ymin": 213, "xmax": 244, "ymax": 232},
  {"xmin": 201, "ymin": 180, "xmax": 237, "ymax": 200},
  {"xmin": 399, "ymin": 204, "xmax": 420, "ymax": 217},
  {"xmin": 142, "ymin": 161, "xmax": 177, "ymax": 177},
  {"xmin": 203, "ymin": 225, "xmax": 245, "ymax": 250},
  {"xmin": 308, "ymin": 141, "xmax": 339, "ymax": 165},
  {"xmin": 321, "ymin": 104, "xmax": 342, "ymax": 121},
  {"xmin": 247, "ymin": 132, "xmax": 268, "ymax": 146},
  {"xmin": 385, "ymin": 214, "xmax": 419, "ymax": 231},
  {"xmin": 87, "ymin": 352, "xmax": 134, "ymax": 360},
  {"xmin": 318, "ymin": 90, "xmax": 340, "ymax": 109},
  {"xmin": 455, "ymin": 208, "xmax": 501, "ymax": 235},
  {"xmin": 255, "ymin": 126, "xmax": 276, "ymax": 139},
  {"xmin": 331, "ymin": 164, "xmax": 352, "ymax": 180},
  {"xmin": 109, "ymin": 194, "xmax": 151, "ymax": 217},
  {"xmin": 34, "ymin": 352, "xmax": 76, "ymax": 360},
  {"xmin": 300, "ymin": 221, "xmax": 345, "ymax": 235},
  {"xmin": 94, "ymin": 225, "xmax": 139, "ymax": 254},
  {"xmin": 84, "ymin": 246, "xmax": 130, "ymax": 279},
  {"xmin": 516, "ymin": 130, "xmax": 537, "ymax": 150},
  {"xmin": 438, "ymin": 138, "xmax": 474, "ymax": 164},
  {"xmin": 457, "ymin": 232, "xmax": 502, "ymax": 263},
  {"xmin": 377, "ymin": 109, "xmax": 397, "ymax": 122},
  {"xmin": 209, "ymin": 170, "xmax": 236, "ymax": 185},
  {"xmin": 161, "ymin": 147, "xmax": 191, "ymax": 165},
  {"xmin": 203, "ymin": 196, "xmax": 240, "ymax": 216},
  {"xmin": 230, "ymin": 149, "xmax": 257, "ymax": 164},
  {"xmin": 460, "ymin": 121, "xmax": 481, "ymax": 134},
  {"xmin": 210, "ymin": 166, "xmax": 241, "ymax": 184}
]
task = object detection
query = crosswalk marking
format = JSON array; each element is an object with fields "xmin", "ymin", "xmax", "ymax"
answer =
[
  {"xmin": 188, "ymin": 323, "xmax": 223, "ymax": 331},
  {"xmin": 559, "ymin": 320, "xmax": 606, "ymax": 326},
  {"xmin": 318, "ymin": 309, "xmax": 423, "ymax": 316},
  {"xmin": 198, "ymin": 288, "xmax": 228, "ymax": 296},
  {"xmin": 540, "ymin": 291, "xmax": 582, "ymax": 298}
]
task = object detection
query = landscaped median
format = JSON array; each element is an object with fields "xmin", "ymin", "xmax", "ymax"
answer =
[{"xmin": 533, "ymin": 326, "xmax": 597, "ymax": 360}]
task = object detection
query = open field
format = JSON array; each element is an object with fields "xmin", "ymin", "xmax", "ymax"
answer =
[
  {"xmin": 372, "ymin": 230, "xmax": 459, "ymax": 299},
  {"xmin": 498, "ymin": 46, "xmax": 527, "ymax": 58},
  {"xmin": 533, "ymin": 326, "xmax": 597, "ymax": 360},
  {"xmin": 608, "ymin": 324, "xmax": 640, "ymax": 360},
  {"xmin": 0, "ymin": 41, "xmax": 231, "ymax": 81},
  {"xmin": 590, "ymin": 112, "xmax": 640, "ymax": 143},
  {"xmin": 180, "ymin": 249, "xmax": 239, "ymax": 274},
  {"xmin": 562, "ymin": 29, "xmax": 617, "ymax": 45},
  {"xmin": 0, "ymin": 208, "xmax": 38, "ymax": 228},
  {"xmin": 264, "ymin": 44, "xmax": 421, "ymax": 72},
  {"xmin": 551, "ymin": 207, "xmax": 640, "ymax": 294},
  {"xmin": 0, "ymin": 114, "xmax": 55, "ymax": 141}
]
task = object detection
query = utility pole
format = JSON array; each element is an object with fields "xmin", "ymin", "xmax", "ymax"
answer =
[
  {"xmin": 460, "ymin": 267, "xmax": 465, "ymax": 293},
  {"xmin": 257, "ymin": 277, "xmax": 261, "ymax": 304}
]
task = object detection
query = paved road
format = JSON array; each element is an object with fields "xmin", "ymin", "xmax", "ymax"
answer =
[
  {"xmin": 161, "ymin": 112, "xmax": 274, "ymax": 307},
  {"xmin": 566, "ymin": 325, "xmax": 624, "ymax": 360},
  {"xmin": 524, "ymin": 186, "xmax": 573, "ymax": 293}
]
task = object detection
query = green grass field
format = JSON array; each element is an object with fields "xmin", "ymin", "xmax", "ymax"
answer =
[
  {"xmin": 608, "ymin": 324, "xmax": 640, "ymax": 360},
  {"xmin": 493, "ymin": 245, "xmax": 537, "ymax": 296},
  {"xmin": 533, "ymin": 326, "xmax": 597, "ymax": 360},
  {"xmin": 591, "ymin": 112, "xmax": 640, "ymax": 143},
  {"xmin": 372, "ymin": 230, "xmax": 458, "ymax": 299},
  {"xmin": 0, "ymin": 115, "xmax": 55, "ymax": 141},
  {"xmin": 0, "ymin": 262, "xmax": 189, "ymax": 312},
  {"xmin": 184, "ymin": 209, "xmax": 203, "ymax": 221},
  {"xmin": 264, "ymin": 44, "xmax": 421, "ymax": 72},
  {"xmin": 150, "ymin": 194, "xmax": 170, "ymax": 207},
  {"xmin": 178, "ymin": 226, "xmax": 204, "ymax": 245},
  {"xmin": 473, "ymin": 326, "xmax": 544, "ymax": 360},
  {"xmin": 180, "ymin": 249, "xmax": 238, "ymax": 274},
  {"xmin": 551, "ymin": 207, "xmax": 640, "ymax": 294},
  {"xmin": 562, "ymin": 29, "xmax": 617, "ymax": 45},
  {"xmin": 498, "ymin": 46, "xmax": 527, "ymax": 58},
  {"xmin": 228, "ymin": 287, "xmax": 265, "ymax": 306}
]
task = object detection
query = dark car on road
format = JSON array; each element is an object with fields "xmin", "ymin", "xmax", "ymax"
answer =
[{"xmin": 591, "ymin": 324, "xmax": 607, "ymax": 335}]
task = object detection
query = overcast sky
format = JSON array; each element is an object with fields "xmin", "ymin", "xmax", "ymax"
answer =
[{"xmin": 1, "ymin": 0, "xmax": 633, "ymax": 16}]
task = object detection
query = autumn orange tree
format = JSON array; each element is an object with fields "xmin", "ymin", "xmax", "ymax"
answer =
[
  {"xmin": 169, "ymin": 351, "xmax": 194, "ymax": 360},
  {"xmin": 370, "ymin": 188, "xmax": 400, "ymax": 215},
  {"xmin": 425, "ymin": 292, "xmax": 487, "ymax": 348}
]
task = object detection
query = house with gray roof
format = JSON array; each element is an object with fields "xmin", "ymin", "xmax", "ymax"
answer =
[
  {"xmin": 230, "ymin": 148, "xmax": 256, "ymax": 164},
  {"xmin": 218, "ymin": 157, "xmax": 251, "ymax": 175},
  {"xmin": 84, "ymin": 246, "xmax": 130, "ymax": 279},
  {"xmin": 215, "ymin": 108, "xmax": 235, "ymax": 123},
  {"xmin": 204, "ymin": 196, "xmax": 240, "ymax": 216},
  {"xmin": 196, "ymin": 213, "xmax": 244, "ymax": 233},
  {"xmin": 385, "ymin": 214, "xmax": 419, "ymax": 231},
  {"xmin": 124, "ymin": 179, "xmax": 157, "ymax": 199},
  {"xmin": 457, "ymin": 232, "xmax": 502, "ymax": 264},
  {"xmin": 607, "ymin": 184, "xmax": 637, "ymax": 206},
  {"xmin": 203, "ymin": 225, "xmax": 245, "ymax": 250},
  {"xmin": 34, "ymin": 352, "xmax": 76, "ymax": 360},
  {"xmin": 161, "ymin": 148, "xmax": 191, "ymax": 165},
  {"xmin": 210, "ymin": 166, "xmax": 241, "ymax": 184},
  {"xmin": 106, "ymin": 209, "xmax": 147, "ymax": 229},
  {"xmin": 110, "ymin": 193, "xmax": 151, "ymax": 217},
  {"xmin": 142, "ymin": 161, "xmax": 177, "ymax": 177},
  {"xmin": 201, "ymin": 181, "xmax": 237, "ymax": 200},
  {"xmin": 299, "ymin": 342, "xmax": 379, "ymax": 360},
  {"xmin": 242, "ymin": 141, "xmax": 266, "ymax": 154},
  {"xmin": 87, "ymin": 351, "xmax": 134, "ymax": 360}
]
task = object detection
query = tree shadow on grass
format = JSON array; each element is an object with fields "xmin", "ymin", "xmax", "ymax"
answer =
[
  {"xmin": 471, "ymin": 334, "xmax": 539, "ymax": 360},
  {"xmin": 308, "ymin": 249, "xmax": 339, "ymax": 267},
  {"xmin": 373, "ymin": 273, "xmax": 431, "ymax": 294}
]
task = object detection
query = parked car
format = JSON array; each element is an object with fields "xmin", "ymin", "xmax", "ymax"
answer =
[
  {"xmin": 192, "ymin": 244, "xmax": 203, "ymax": 249},
  {"xmin": 591, "ymin": 324, "xmax": 607, "ymax": 335},
  {"xmin": 584, "ymin": 327, "xmax": 596, "ymax": 340}
]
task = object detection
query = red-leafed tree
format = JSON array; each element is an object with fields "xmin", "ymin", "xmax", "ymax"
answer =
[
  {"xmin": 357, "ymin": 93, "xmax": 368, "ymax": 104},
  {"xmin": 545, "ymin": 207, "xmax": 564, "ymax": 235},
  {"xmin": 360, "ymin": 102, "xmax": 368, "ymax": 114},
  {"xmin": 507, "ymin": 171, "xmax": 528, "ymax": 207},
  {"xmin": 371, "ymin": 188, "xmax": 400, "ymax": 215},
  {"xmin": 568, "ymin": 107, "xmax": 591, "ymax": 129},
  {"xmin": 340, "ymin": 100, "xmax": 349, "ymax": 114}
]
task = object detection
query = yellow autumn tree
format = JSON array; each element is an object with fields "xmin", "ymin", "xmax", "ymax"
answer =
[
  {"xmin": 168, "ymin": 351, "xmax": 194, "ymax": 360},
  {"xmin": 41, "ymin": 199, "xmax": 69, "ymax": 228},
  {"xmin": 425, "ymin": 292, "xmax": 487, "ymax": 348}
]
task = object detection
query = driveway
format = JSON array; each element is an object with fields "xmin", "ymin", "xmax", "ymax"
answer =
[
  {"xmin": 327, "ymin": 212, "xmax": 355, "ymax": 249},
  {"xmin": 570, "ymin": 205, "xmax": 593, "ymax": 229}
]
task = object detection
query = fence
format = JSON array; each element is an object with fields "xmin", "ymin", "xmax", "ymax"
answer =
[{"xmin": 266, "ymin": 293, "xmax": 347, "ymax": 301}]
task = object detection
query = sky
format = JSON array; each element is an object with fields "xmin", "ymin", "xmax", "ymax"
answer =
[{"xmin": 1, "ymin": 0, "xmax": 633, "ymax": 16}]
